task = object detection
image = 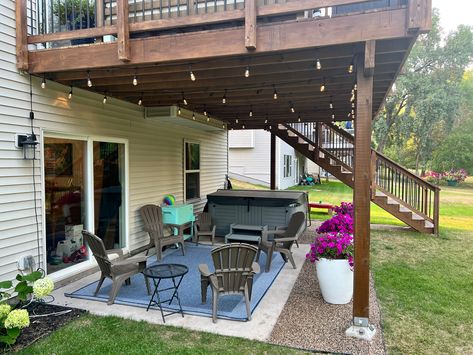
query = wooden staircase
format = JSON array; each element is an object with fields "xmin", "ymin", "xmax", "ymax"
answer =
[{"xmin": 272, "ymin": 122, "xmax": 440, "ymax": 234}]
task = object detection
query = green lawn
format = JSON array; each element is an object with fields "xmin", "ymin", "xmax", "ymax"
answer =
[
  {"xmin": 18, "ymin": 315, "xmax": 310, "ymax": 355},
  {"xmin": 19, "ymin": 178, "xmax": 473, "ymax": 354}
]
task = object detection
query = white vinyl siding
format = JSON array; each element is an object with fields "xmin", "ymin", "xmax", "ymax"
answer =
[{"xmin": 0, "ymin": 0, "xmax": 227, "ymax": 281}]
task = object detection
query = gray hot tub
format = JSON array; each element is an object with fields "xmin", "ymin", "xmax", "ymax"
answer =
[{"xmin": 207, "ymin": 189, "xmax": 308, "ymax": 236}]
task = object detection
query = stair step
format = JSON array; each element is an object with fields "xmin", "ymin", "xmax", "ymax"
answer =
[
  {"xmin": 288, "ymin": 131, "xmax": 297, "ymax": 137},
  {"xmin": 425, "ymin": 221, "xmax": 434, "ymax": 229},
  {"xmin": 308, "ymin": 145, "xmax": 315, "ymax": 151},
  {"xmin": 298, "ymin": 138, "xmax": 308, "ymax": 144},
  {"xmin": 387, "ymin": 198, "xmax": 399, "ymax": 205},
  {"xmin": 375, "ymin": 191, "xmax": 387, "ymax": 197},
  {"xmin": 278, "ymin": 124, "xmax": 286, "ymax": 130},
  {"xmin": 411, "ymin": 213, "xmax": 424, "ymax": 221},
  {"xmin": 399, "ymin": 205, "xmax": 411, "ymax": 213}
]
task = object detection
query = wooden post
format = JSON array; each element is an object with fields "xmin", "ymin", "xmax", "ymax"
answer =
[
  {"xmin": 245, "ymin": 0, "xmax": 256, "ymax": 50},
  {"xmin": 352, "ymin": 45, "xmax": 374, "ymax": 324},
  {"xmin": 407, "ymin": 0, "xmax": 432, "ymax": 33},
  {"xmin": 96, "ymin": 0, "xmax": 104, "ymax": 43},
  {"xmin": 16, "ymin": 0, "xmax": 28, "ymax": 71},
  {"xmin": 433, "ymin": 187, "xmax": 440, "ymax": 235},
  {"xmin": 370, "ymin": 151, "xmax": 377, "ymax": 199},
  {"xmin": 117, "ymin": 0, "xmax": 131, "ymax": 61},
  {"xmin": 270, "ymin": 131, "xmax": 276, "ymax": 190}
]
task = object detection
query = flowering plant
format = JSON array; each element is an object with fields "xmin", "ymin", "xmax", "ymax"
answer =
[
  {"xmin": 317, "ymin": 202, "xmax": 354, "ymax": 235},
  {"xmin": 424, "ymin": 171, "xmax": 442, "ymax": 185},
  {"xmin": 333, "ymin": 202, "xmax": 354, "ymax": 216},
  {"xmin": 306, "ymin": 232, "xmax": 354, "ymax": 267},
  {"xmin": 442, "ymin": 169, "xmax": 467, "ymax": 183},
  {"xmin": 0, "ymin": 272, "xmax": 55, "ymax": 346}
]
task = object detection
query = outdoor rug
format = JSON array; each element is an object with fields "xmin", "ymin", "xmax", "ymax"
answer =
[{"xmin": 66, "ymin": 243, "xmax": 286, "ymax": 321}]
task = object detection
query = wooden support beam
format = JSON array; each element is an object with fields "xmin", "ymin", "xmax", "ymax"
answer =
[
  {"xmin": 15, "ymin": 0, "xmax": 28, "ymax": 71},
  {"xmin": 28, "ymin": 8, "xmax": 409, "ymax": 73},
  {"xmin": 407, "ymin": 0, "xmax": 432, "ymax": 33},
  {"xmin": 270, "ymin": 131, "xmax": 276, "ymax": 190},
  {"xmin": 117, "ymin": 0, "xmax": 131, "ymax": 61},
  {"xmin": 353, "ymin": 54, "xmax": 373, "ymax": 321},
  {"xmin": 364, "ymin": 40, "xmax": 376, "ymax": 77},
  {"xmin": 245, "ymin": 0, "xmax": 257, "ymax": 50}
]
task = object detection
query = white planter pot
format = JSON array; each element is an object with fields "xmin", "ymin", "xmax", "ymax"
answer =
[{"xmin": 316, "ymin": 258, "xmax": 353, "ymax": 304}]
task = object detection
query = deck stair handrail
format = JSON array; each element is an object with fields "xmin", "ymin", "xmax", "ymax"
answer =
[{"xmin": 286, "ymin": 122, "xmax": 440, "ymax": 234}]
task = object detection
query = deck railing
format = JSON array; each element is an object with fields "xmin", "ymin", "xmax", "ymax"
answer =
[
  {"xmin": 288, "ymin": 121, "xmax": 440, "ymax": 233},
  {"xmin": 23, "ymin": 0, "xmax": 407, "ymax": 46}
]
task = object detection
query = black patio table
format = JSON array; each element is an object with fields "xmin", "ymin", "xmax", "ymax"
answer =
[{"xmin": 143, "ymin": 263, "xmax": 188, "ymax": 323}]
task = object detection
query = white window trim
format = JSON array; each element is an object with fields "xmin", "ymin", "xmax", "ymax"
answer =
[
  {"xmin": 183, "ymin": 140, "xmax": 201, "ymax": 202},
  {"xmin": 40, "ymin": 130, "xmax": 129, "ymax": 280}
]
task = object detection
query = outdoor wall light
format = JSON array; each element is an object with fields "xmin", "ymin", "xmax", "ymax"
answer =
[{"xmin": 16, "ymin": 133, "xmax": 39, "ymax": 160}]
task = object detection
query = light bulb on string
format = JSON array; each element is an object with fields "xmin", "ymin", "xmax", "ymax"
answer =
[
  {"xmin": 320, "ymin": 79, "xmax": 326, "ymax": 92},
  {"xmin": 249, "ymin": 107, "xmax": 253, "ymax": 117},
  {"xmin": 178, "ymin": 107, "xmax": 181, "ymax": 115},
  {"xmin": 133, "ymin": 75, "xmax": 138, "ymax": 86},
  {"xmin": 103, "ymin": 95, "xmax": 107, "ymax": 104},
  {"xmin": 244, "ymin": 66, "xmax": 250, "ymax": 78},
  {"xmin": 222, "ymin": 90, "xmax": 227, "ymax": 104},
  {"xmin": 352, "ymin": 102, "xmax": 355, "ymax": 108},
  {"xmin": 190, "ymin": 70, "xmax": 196, "ymax": 82},
  {"xmin": 348, "ymin": 61, "xmax": 354, "ymax": 74},
  {"xmin": 290, "ymin": 103, "xmax": 295, "ymax": 113},
  {"xmin": 192, "ymin": 112, "xmax": 196, "ymax": 120},
  {"xmin": 182, "ymin": 92, "xmax": 188, "ymax": 105},
  {"xmin": 68, "ymin": 86, "xmax": 73, "ymax": 100},
  {"xmin": 235, "ymin": 118, "xmax": 239, "ymax": 123},
  {"xmin": 41, "ymin": 76, "xmax": 46, "ymax": 89},
  {"xmin": 203, "ymin": 106, "xmax": 208, "ymax": 116},
  {"xmin": 331, "ymin": 113, "xmax": 335, "ymax": 119},
  {"xmin": 273, "ymin": 87, "xmax": 278, "ymax": 100},
  {"xmin": 316, "ymin": 58, "xmax": 322, "ymax": 70},
  {"xmin": 298, "ymin": 114, "xmax": 301, "ymax": 122},
  {"xmin": 207, "ymin": 116, "xmax": 210, "ymax": 122},
  {"xmin": 329, "ymin": 97, "xmax": 333, "ymax": 109},
  {"xmin": 87, "ymin": 71, "xmax": 92, "ymax": 87},
  {"xmin": 242, "ymin": 124, "xmax": 245, "ymax": 129},
  {"xmin": 138, "ymin": 93, "xmax": 143, "ymax": 106}
]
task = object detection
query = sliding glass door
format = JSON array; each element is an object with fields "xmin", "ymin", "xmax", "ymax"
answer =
[{"xmin": 44, "ymin": 135, "xmax": 126, "ymax": 275}]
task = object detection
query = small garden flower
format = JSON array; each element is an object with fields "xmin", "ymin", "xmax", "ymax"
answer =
[
  {"xmin": 4, "ymin": 309, "xmax": 30, "ymax": 329},
  {"xmin": 0, "ymin": 304, "xmax": 11, "ymax": 320},
  {"xmin": 33, "ymin": 277, "xmax": 55, "ymax": 299}
]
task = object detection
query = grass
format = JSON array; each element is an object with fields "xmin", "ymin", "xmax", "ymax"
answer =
[
  {"xmin": 19, "ymin": 314, "xmax": 310, "ymax": 355},
  {"xmin": 20, "ymin": 177, "xmax": 473, "ymax": 354}
]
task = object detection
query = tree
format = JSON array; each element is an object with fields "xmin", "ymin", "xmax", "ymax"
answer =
[{"xmin": 373, "ymin": 11, "xmax": 473, "ymax": 173}]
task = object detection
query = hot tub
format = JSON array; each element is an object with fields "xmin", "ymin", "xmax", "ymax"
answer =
[{"xmin": 207, "ymin": 190, "xmax": 308, "ymax": 236}]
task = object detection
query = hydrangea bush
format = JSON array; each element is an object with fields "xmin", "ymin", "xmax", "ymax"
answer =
[
  {"xmin": 0, "ymin": 272, "xmax": 54, "ymax": 346},
  {"xmin": 306, "ymin": 202, "xmax": 354, "ymax": 268}
]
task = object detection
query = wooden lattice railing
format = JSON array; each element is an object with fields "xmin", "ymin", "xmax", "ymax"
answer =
[{"xmin": 288, "ymin": 121, "xmax": 440, "ymax": 233}]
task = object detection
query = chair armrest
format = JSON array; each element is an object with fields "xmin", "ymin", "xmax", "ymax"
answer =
[
  {"xmin": 251, "ymin": 262, "xmax": 260, "ymax": 274},
  {"xmin": 106, "ymin": 248, "xmax": 125, "ymax": 257},
  {"xmin": 198, "ymin": 263, "xmax": 212, "ymax": 277},
  {"xmin": 112, "ymin": 255, "xmax": 147, "ymax": 266},
  {"xmin": 262, "ymin": 229, "xmax": 286, "ymax": 243},
  {"xmin": 273, "ymin": 236, "xmax": 297, "ymax": 243},
  {"xmin": 275, "ymin": 226, "xmax": 288, "ymax": 231},
  {"xmin": 211, "ymin": 225, "xmax": 216, "ymax": 235}
]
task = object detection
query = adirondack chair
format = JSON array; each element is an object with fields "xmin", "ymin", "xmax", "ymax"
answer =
[
  {"xmin": 199, "ymin": 243, "xmax": 260, "ymax": 323},
  {"xmin": 140, "ymin": 204, "xmax": 185, "ymax": 261},
  {"xmin": 193, "ymin": 212, "xmax": 216, "ymax": 245},
  {"xmin": 257, "ymin": 211, "xmax": 305, "ymax": 272},
  {"xmin": 82, "ymin": 230, "xmax": 150, "ymax": 305}
]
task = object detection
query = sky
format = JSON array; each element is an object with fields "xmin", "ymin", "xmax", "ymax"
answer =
[{"xmin": 432, "ymin": 0, "xmax": 473, "ymax": 34}]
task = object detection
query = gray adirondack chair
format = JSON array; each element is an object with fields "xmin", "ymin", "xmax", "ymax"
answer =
[
  {"xmin": 82, "ymin": 230, "xmax": 150, "ymax": 305},
  {"xmin": 257, "ymin": 211, "xmax": 305, "ymax": 272},
  {"xmin": 193, "ymin": 212, "xmax": 216, "ymax": 245},
  {"xmin": 140, "ymin": 204, "xmax": 185, "ymax": 261},
  {"xmin": 199, "ymin": 243, "xmax": 260, "ymax": 323}
]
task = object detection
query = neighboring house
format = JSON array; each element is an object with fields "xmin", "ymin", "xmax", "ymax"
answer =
[{"xmin": 228, "ymin": 129, "xmax": 305, "ymax": 189}]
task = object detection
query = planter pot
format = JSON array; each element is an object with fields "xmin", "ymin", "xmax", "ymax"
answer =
[
  {"xmin": 316, "ymin": 258, "xmax": 353, "ymax": 304},
  {"xmin": 447, "ymin": 180, "xmax": 458, "ymax": 187}
]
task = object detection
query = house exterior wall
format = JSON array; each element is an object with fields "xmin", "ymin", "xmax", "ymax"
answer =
[
  {"xmin": 0, "ymin": 0, "xmax": 227, "ymax": 281},
  {"xmin": 228, "ymin": 129, "xmax": 302, "ymax": 189}
]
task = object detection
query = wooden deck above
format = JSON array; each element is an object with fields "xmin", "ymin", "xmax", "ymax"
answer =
[{"xmin": 16, "ymin": 0, "xmax": 432, "ymax": 128}]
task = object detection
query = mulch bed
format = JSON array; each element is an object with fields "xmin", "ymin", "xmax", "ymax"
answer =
[{"xmin": 1, "ymin": 302, "xmax": 85, "ymax": 354}]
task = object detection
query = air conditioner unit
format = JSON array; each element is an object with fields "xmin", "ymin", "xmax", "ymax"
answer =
[{"xmin": 145, "ymin": 105, "xmax": 226, "ymax": 131}]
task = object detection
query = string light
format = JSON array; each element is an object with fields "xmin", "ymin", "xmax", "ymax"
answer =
[
  {"xmin": 354, "ymin": 83, "xmax": 358, "ymax": 91},
  {"xmin": 265, "ymin": 118, "xmax": 268, "ymax": 124},
  {"xmin": 352, "ymin": 102, "xmax": 355, "ymax": 108},
  {"xmin": 316, "ymin": 58, "xmax": 322, "ymax": 70},
  {"xmin": 68, "ymin": 86, "xmax": 73, "ymax": 99},
  {"xmin": 290, "ymin": 103, "xmax": 295, "ymax": 113},
  {"xmin": 235, "ymin": 118, "xmax": 239, "ymax": 123},
  {"xmin": 273, "ymin": 86, "xmax": 278, "ymax": 100},
  {"xmin": 189, "ymin": 66, "xmax": 196, "ymax": 81},
  {"xmin": 329, "ymin": 97, "xmax": 333, "ymax": 109},
  {"xmin": 242, "ymin": 124, "xmax": 245, "ymax": 129},
  {"xmin": 178, "ymin": 107, "xmax": 181, "ymax": 115},
  {"xmin": 244, "ymin": 66, "xmax": 250, "ymax": 78},
  {"xmin": 350, "ymin": 92, "xmax": 355, "ymax": 102},
  {"xmin": 348, "ymin": 61, "xmax": 354, "ymax": 74},
  {"xmin": 138, "ymin": 93, "xmax": 143, "ymax": 106},
  {"xmin": 192, "ymin": 112, "xmax": 196, "ymax": 120},
  {"xmin": 182, "ymin": 92, "xmax": 188, "ymax": 105},
  {"xmin": 298, "ymin": 114, "xmax": 301, "ymax": 122},
  {"xmin": 320, "ymin": 78, "xmax": 326, "ymax": 92},
  {"xmin": 87, "ymin": 71, "xmax": 92, "ymax": 87},
  {"xmin": 222, "ymin": 90, "xmax": 227, "ymax": 104},
  {"xmin": 332, "ymin": 113, "xmax": 335, "ymax": 119},
  {"xmin": 207, "ymin": 116, "xmax": 210, "ymax": 122},
  {"xmin": 103, "ymin": 95, "xmax": 107, "ymax": 104},
  {"xmin": 41, "ymin": 76, "xmax": 46, "ymax": 89},
  {"xmin": 133, "ymin": 75, "xmax": 138, "ymax": 86},
  {"xmin": 203, "ymin": 106, "xmax": 208, "ymax": 116},
  {"xmin": 249, "ymin": 107, "xmax": 253, "ymax": 117}
]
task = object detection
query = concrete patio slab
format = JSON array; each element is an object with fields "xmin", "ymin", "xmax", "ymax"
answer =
[{"xmin": 50, "ymin": 244, "xmax": 308, "ymax": 341}]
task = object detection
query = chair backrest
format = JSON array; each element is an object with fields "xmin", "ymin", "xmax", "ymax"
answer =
[
  {"xmin": 197, "ymin": 212, "xmax": 213, "ymax": 231},
  {"xmin": 211, "ymin": 243, "xmax": 258, "ymax": 293},
  {"xmin": 82, "ymin": 230, "xmax": 112, "ymax": 277},
  {"xmin": 282, "ymin": 211, "xmax": 306, "ymax": 239},
  {"xmin": 140, "ymin": 204, "xmax": 164, "ymax": 239}
]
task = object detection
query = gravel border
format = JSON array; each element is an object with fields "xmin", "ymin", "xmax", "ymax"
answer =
[{"xmin": 269, "ymin": 225, "xmax": 386, "ymax": 355}]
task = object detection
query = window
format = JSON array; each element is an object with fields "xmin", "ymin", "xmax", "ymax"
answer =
[
  {"xmin": 283, "ymin": 155, "xmax": 292, "ymax": 178},
  {"xmin": 184, "ymin": 142, "xmax": 200, "ymax": 201}
]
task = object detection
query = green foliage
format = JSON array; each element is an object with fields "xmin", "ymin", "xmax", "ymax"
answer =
[
  {"xmin": 52, "ymin": 0, "xmax": 95, "ymax": 27},
  {"xmin": 374, "ymin": 10, "xmax": 473, "ymax": 172},
  {"xmin": 432, "ymin": 131, "xmax": 473, "ymax": 173}
]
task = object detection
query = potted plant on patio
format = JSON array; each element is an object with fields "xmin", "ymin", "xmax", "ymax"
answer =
[
  {"xmin": 306, "ymin": 202, "xmax": 354, "ymax": 304},
  {"xmin": 442, "ymin": 169, "xmax": 467, "ymax": 187}
]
